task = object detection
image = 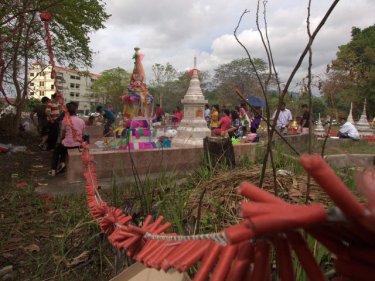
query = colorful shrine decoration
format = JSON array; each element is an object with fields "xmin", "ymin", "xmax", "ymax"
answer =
[
  {"xmin": 122, "ymin": 47, "xmax": 153, "ymax": 119},
  {"xmin": 82, "ymin": 147, "xmax": 375, "ymax": 281},
  {"xmin": 110, "ymin": 48, "xmax": 157, "ymax": 151}
]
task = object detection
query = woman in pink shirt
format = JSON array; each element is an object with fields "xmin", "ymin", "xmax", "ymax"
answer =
[
  {"xmin": 48, "ymin": 102, "xmax": 85, "ymax": 176},
  {"xmin": 213, "ymin": 109, "xmax": 232, "ymax": 136}
]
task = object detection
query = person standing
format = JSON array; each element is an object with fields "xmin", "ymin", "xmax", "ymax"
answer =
[
  {"xmin": 204, "ymin": 104, "xmax": 211, "ymax": 127},
  {"xmin": 272, "ymin": 102, "xmax": 292, "ymax": 135},
  {"xmin": 250, "ymin": 106, "xmax": 262, "ymax": 134},
  {"xmin": 97, "ymin": 105, "xmax": 116, "ymax": 137},
  {"xmin": 337, "ymin": 116, "xmax": 360, "ymax": 140},
  {"xmin": 210, "ymin": 104, "xmax": 220, "ymax": 132},
  {"xmin": 46, "ymin": 94, "xmax": 61, "ymax": 150},
  {"xmin": 300, "ymin": 104, "xmax": 312, "ymax": 134},
  {"xmin": 49, "ymin": 102, "xmax": 85, "ymax": 176},
  {"xmin": 154, "ymin": 103, "xmax": 165, "ymax": 122},
  {"xmin": 30, "ymin": 96, "xmax": 50, "ymax": 150}
]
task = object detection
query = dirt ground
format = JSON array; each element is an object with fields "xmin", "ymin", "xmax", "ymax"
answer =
[
  {"xmin": 0, "ymin": 133, "xmax": 121, "ymax": 281},
  {"xmin": 0, "ymin": 133, "xmax": 51, "ymax": 194}
]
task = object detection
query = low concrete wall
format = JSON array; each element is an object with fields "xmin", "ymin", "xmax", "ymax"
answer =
[
  {"xmin": 66, "ymin": 142, "xmax": 258, "ymax": 183},
  {"xmin": 325, "ymin": 154, "xmax": 375, "ymax": 169}
]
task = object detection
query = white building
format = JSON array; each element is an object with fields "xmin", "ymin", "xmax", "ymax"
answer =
[{"xmin": 28, "ymin": 62, "xmax": 99, "ymax": 114}]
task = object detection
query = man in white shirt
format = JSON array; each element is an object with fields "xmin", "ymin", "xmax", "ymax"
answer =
[
  {"xmin": 272, "ymin": 102, "xmax": 293, "ymax": 135},
  {"xmin": 337, "ymin": 117, "xmax": 360, "ymax": 140}
]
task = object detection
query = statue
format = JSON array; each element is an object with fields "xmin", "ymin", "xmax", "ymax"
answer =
[{"xmin": 121, "ymin": 47, "xmax": 153, "ymax": 119}]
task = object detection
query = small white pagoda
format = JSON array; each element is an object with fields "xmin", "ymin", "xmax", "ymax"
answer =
[
  {"xmin": 314, "ymin": 113, "xmax": 325, "ymax": 137},
  {"xmin": 356, "ymin": 99, "xmax": 374, "ymax": 136},
  {"xmin": 173, "ymin": 57, "xmax": 211, "ymax": 147},
  {"xmin": 347, "ymin": 102, "xmax": 355, "ymax": 124}
]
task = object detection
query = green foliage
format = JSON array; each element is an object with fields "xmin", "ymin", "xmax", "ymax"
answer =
[
  {"xmin": 150, "ymin": 63, "xmax": 178, "ymax": 109},
  {"xmin": 25, "ymin": 97, "xmax": 41, "ymax": 112},
  {"xmin": 1, "ymin": 0, "xmax": 109, "ymax": 135},
  {"xmin": 91, "ymin": 67, "xmax": 131, "ymax": 113},
  {"xmin": 212, "ymin": 58, "xmax": 268, "ymax": 106},
  {"xmin": 323, "ymin": 24, "xmax": 375, "ymax": 118}
]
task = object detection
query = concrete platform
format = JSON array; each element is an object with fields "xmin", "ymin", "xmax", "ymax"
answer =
[{"xmin": 65, "ymin": 142, "xmax": 258, "ymax": 183}]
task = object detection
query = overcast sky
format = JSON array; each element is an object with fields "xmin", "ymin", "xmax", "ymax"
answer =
[{"xmin": 89, "ymin": 0, "xmax": 375, "ymax": 90}]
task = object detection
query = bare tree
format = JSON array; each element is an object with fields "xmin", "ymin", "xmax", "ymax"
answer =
[{"xmin": 234, "ymin": 0, "xmax": 341, "ymax": 188}]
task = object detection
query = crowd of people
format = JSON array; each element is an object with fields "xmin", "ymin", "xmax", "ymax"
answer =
[
  {"xmin": 30, "ymin": 95, "xmax": 86, "ymax": 176},
  {"xmin": 204, "ymin": 103, "xmax": 262, "ymax": 140},
  {"xmin": 29, "ymin": 96, "xmax": 364, "ymax": 177}
]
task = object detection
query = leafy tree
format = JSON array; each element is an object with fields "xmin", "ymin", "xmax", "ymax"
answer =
[
  {"xmin": 322, "ymin": 25, "xmax": 375, "ymax": 118},
  {"xmin": 150, "ymin": 63, "xmax": 178, "ymax": 107},
  {"xmin": 91, "ymin": 67, "xmax": 131, "ymax": 113},
  {"xmin": 0, "ymin": 0, "xmax": 109, "ymax": 135},
  {"xmin": 150, "ymin": 70, "xmax": 211, "ymax": 113},
  {"xmin": 212, "ymin": 58, "xmax": 268, "ymax": 106}
]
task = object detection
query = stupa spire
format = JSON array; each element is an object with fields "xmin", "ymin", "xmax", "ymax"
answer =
[{"xmin": 347, "ymin": 102, "xmax": 354, "ymax": 124}]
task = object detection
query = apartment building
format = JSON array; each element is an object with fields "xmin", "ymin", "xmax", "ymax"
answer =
[{"xmin": 28, "ymin": 62, "xmax": 99, "ymax": 114}]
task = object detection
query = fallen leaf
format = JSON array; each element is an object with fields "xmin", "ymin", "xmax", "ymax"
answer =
[
  {"xmin": 38, "ymin": 182, "xmax": 48, "ymax": 186},
  {"xmin": 23, "ymin": 244, "xmax": 40, "ymax": 252},
  {"xmin": 1, "ymin": 253, "xmax": 13, "ymax": 259},
  {"xmin": 66, "ymin": 251, "xmax": 90, "ymax": 268}
]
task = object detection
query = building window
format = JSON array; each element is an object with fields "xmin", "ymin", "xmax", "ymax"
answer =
[
  {"xmin": 75, "ymin": 84, "xmax": 80, "ymax": 89},
  {"xmin": 75, "ymin": 76, "xmax": 81, "ymax": 80},
  {"xmin": 30, "ymin": 92, "xmax": 34, "ymax": 96},
  {"xmin": 70, "ymin": 92, "xmax": 74, "ymax": 97},
  {"xmin": 40, "ymin": 81, "xmax": 44, "ymax": 86},
  {"xmin": 51, "ymin": 85, "xmax": 54, "ymax": 90},
  {"xmin": 70, "ymin": 75, "xmax": 75, "ymax": 80},
  {"xmin": 70, "ymin": 83, "xmax": 75, "ymax": 88},
  {"xmin": 30, "ymin": 82, "xmax": 34, "ymax": 86},
  {"xmin": 30, "ymin": 73, "xmax": 34, "ymax": 77},
  {"xmin": 41, "ymin": 91, "xmax": 44, "ymax": 96},
  {"xmin": 75, "ymin": 93, "xmax": 80, "ymax": 97}
]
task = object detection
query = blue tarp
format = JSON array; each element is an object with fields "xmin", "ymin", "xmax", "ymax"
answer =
[{"xmin": 247, "ymin": 96, "xmax": 265, "ymax": 107}]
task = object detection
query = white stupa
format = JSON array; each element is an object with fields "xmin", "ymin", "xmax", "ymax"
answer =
[
  {"xmin": 347, "ymin": 102, "xmax": 355, "ymax": 124},
  {"xmin": 173, "ymin": 57, "xmax": 211, "ymax": 147},
  {"xmin": 314, "ymin": 113, "xmax": 325, "ymax": 137},
  {"xmin": 356, "ymin": 99, "xmax": 374, "ymax": 136}
]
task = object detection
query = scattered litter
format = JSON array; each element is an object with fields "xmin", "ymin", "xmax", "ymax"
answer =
[
  {"xmin": 11, "ymin": 145, "xmax": 27, "ymax": 153},
  {"xmin": 94, "ymin": 140, "xmax": 105, "ymax": 149},
  {"xmin": 276, "ymin": 169, "xmax": 294, "ymax": 176},
  {"xmin": 11, "ymin": 173, "xmax": 18, "ymax": 178},
  {"xmin": 0, "ymin": 144, "xmax": 9, "ymax": 153},
  {"xmin": 38, "ymin": 182, "xmax": 48, "ymax": 186},
  {"xmin": 32, "ymin": 165, "xmax": 44, "ymax": 168},
  {"xmin": 0, "ymin": 144, "xmax": 27, "ymax": 153},
  {"xmin": 15, "ymin": 182, "xmax": 28, "ymax": 189}
]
